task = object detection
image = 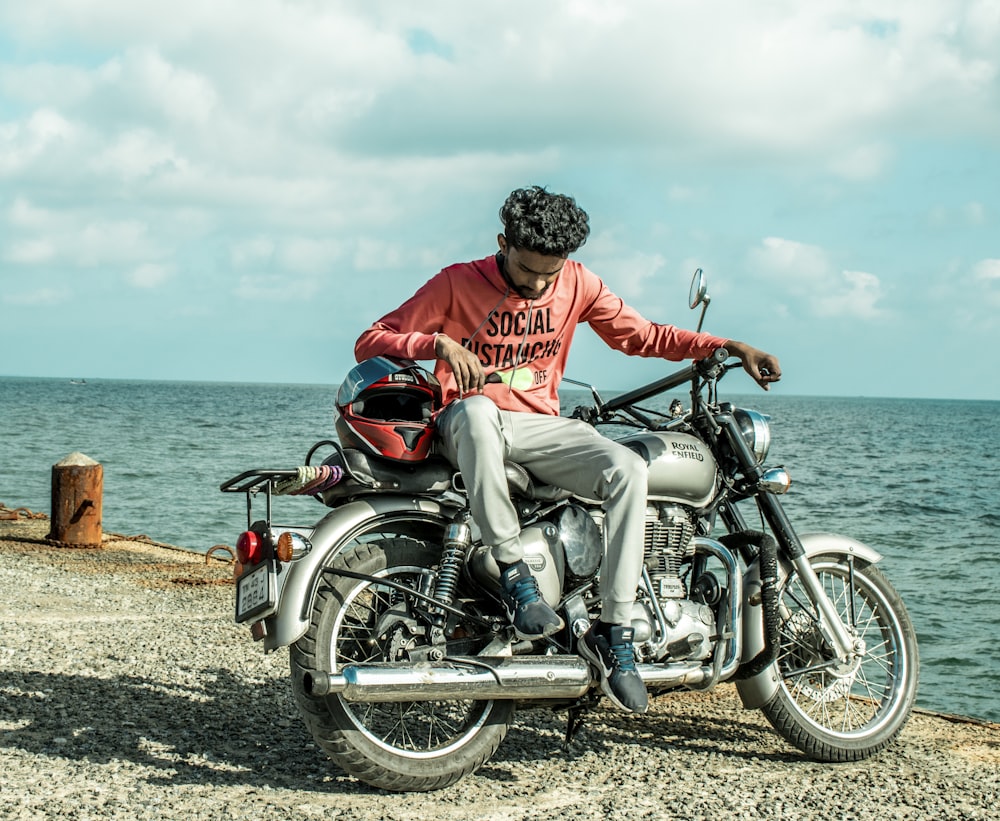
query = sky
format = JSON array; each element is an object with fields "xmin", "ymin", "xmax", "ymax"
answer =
[{"xmin": 1, "ymin": 1, "xmax": 998, "ymax": 400}]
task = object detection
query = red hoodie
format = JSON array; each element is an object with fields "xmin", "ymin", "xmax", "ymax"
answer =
[{"xmin": 355, "ymin": 254, "xmax": 728, "ymax": 416}]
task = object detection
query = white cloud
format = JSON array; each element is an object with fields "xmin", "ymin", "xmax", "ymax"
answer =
[
  {"xmin": 2, "ymin": 197, "xmax": 161, "ymax": 273},
  {"xmin": 354, "ymin": 239, "xmax": 409, "ymax": 272},
  {"xmin": 0, "ymin": 108, "xmax": 78, "ymax": 174},
  {"xmin": 951, "ymin": 258, "xmax": 1000, "ymax": 316},
  {"xmin": 750, "ymin": 237, "xmax": 830, "ymax": 281},
  {"xmin": 926, "ymin": 201, "xmax": 992, "ymax": 228},
  {"xmin": 234, "ymin": 274, "xmax": 321, "ymax": 302},
  {"xmin": 813, "ymin": 270, "xmax": 886, "ymax": 318},
  {"xmin": 105, "ymin": 47, "xmax": 218, "ymax": 127},
  {"xmin": 279, "ymin": 238, "xmax": 344, "ymax": 275},
  {"xmin": 827, "ymin": 143, "xmax": 893, "ymax": 181},
  {"xmin": 582, "ymin": 229, "xmax": 669, "ymax": 302},
  {"xmin": 126, "ymin": 263, "xmax": 172, "ymax": 288},
  {"xmin": 8, "ymin": 197, "xmax": 52, "ymax": 227},
  {"xmin": 3, "ymin": 2, "xmax": 997, "ymax": 174},
  {"xmin": 5, "ymin": 238, "xmax": 56, "ymax": 264},
  {"xmin": 965, "ymin": 202, "xmax": 988, "ymax": 225},
  {"xmin": 0, "ymin": 62, "xmax": 94, "ymax": 110},
  {"xmin": 229, "ymin": 236, "xmax": 341, "ymax": 276},
  {"xmin": 0, "ymin": 3, "xmax": 994, "ymax": 257},
  {"xmin": 25, "ymin": 107, "xmax": 74, "ymax": 142},
  {"xmin": 667, "ymin": 186, "xmax": 700, "ymax": 203},
  {"xmin": 92, "ymin": 128, "xmax": 187, "ymax": 180},
  {"xmin": 926, "ymin": 205, "xmax": 950, "ymax": 228},
  {"xmin": 971, "ymin": 260, "xmax": 1000, "ymax": 310},
  {"xmin": 77, "ymin": 219, "xmax": 155, "ymax": 267},
  {"xmin": 602, "ymin": 250, "xmax": 668, "ymax": 302},
  {"xmin": 973, "ymin": 259, "xmax": 1000, "ymax": 282},
  {"xmin": 2, "ymin": 287, "xmax": 69, "ymax": 306},
  {"xmin": 749, "ymin": 237, "xmax": 887, "ymax": 320},
  {"xmin": 230, "ymin": 238, "xmax": 276, "ymax": 270}
]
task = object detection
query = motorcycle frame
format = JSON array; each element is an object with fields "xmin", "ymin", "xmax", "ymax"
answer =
[{"xmin": 228, "ymin": 349, "xmax": 885, "ymax": 715}]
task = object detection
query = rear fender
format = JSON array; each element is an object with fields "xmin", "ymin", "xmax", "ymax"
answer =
[
  {"xmin": 735, "ymin": 532, "xmax": 883, "ymax": 709},
  {"xmin": 258, "ymin": 495, "xmax": 448, "ymax": 652}
]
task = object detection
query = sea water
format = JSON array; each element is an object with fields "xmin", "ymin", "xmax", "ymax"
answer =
[{"xmin": 1, "ymin": 376, "xmax": 998, "ymax": 723}]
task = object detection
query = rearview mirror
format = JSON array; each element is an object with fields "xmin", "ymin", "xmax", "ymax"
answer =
[
  {"xmin": 688, "ymin": 268, "xmax": 711, "ymax": 332},
  {"xmin": 688, "ymin": 267, "xmax": 709, "ymax": 309}
]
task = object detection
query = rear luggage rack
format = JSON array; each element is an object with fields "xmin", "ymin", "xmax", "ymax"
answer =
[{"xmin": 220, "ymin": 469, "xmax": 300, "ymax": 495}]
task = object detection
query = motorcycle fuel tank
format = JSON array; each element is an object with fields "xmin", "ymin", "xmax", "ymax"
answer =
[{"xmin": 618, "ymin": 431, "xmax": 718, "ymax": 507}]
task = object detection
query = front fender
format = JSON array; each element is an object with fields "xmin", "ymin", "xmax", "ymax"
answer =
[
  {"xmin": 259, "ymin": 495, "xmax": 448, "ymax": 652},
  {"xmin": 735, "ymin": 532, "xmax": 883, "ymax": 710}
]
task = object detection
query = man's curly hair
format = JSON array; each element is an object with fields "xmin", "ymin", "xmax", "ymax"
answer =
[{"xmin": 499, "ymin": 186, "xmax": 590, "ymax": 256}]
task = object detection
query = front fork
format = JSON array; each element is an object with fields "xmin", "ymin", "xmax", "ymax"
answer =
[
  {"xmin": 787, "ymin": 553, "xmax": 858, "ymax": 660},
  {"xmin": 720, "ymin": 493, "xmax": 857, "ymax": 662},
  {"xmin": 714, "ymin": 410, "xmax": 857, "ymax": 661}
]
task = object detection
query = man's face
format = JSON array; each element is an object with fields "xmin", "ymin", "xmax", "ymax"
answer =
[{"xmin": 498, "ymin": 235, "xmax": 566, "ymax": 300}]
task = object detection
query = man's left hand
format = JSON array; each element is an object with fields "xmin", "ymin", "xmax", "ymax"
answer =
[{"xmin": 723, "ymin": 340, "xmax": 782, "ymax": 391}]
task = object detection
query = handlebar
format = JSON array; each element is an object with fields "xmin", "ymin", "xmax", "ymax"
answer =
[{"xmin": 600, "ymin": 347, "xmax": 729, "ymax": 415}]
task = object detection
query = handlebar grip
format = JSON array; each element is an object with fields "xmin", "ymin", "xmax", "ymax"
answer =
[{"xmin": 695, "ymin": 347, "xmax": 728, "ymax": 376}]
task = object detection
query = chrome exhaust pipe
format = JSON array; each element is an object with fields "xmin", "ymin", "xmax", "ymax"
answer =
[
  {"xmin": 305, "ymin": 656, "xmax": 591, "ymax": 702},
  {"xmin": 304, "ymin": 656, "xmax": 718, "ymax": 702},
  {"xmin": 639, "ymin": 661, "xmax": 712, "ymax": 689}
]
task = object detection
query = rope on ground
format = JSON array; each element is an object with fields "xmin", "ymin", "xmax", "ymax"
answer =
[
  {"xmin": 0, "ymin": 503, "xmax": 49, "ymax": 521},
  {"xmin": 105, "ymin": 532, "xmax": 164, "ymax": 546},
  {"xmin": 206, "ymin": 544, "xmax": 236, "ymax": 564},
  {"xmin": 101, "ymin": 532, "xmax": 234, "ymax": 563}
]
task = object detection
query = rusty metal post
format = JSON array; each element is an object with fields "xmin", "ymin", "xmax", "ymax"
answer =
[{"xmin": 48, "ymin": 452, "xmax": 103, "ymax": 546}]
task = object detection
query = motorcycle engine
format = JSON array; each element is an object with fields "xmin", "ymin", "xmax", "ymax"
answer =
[
  {"xmin": 643, "ymin": 504, "xmax": 695, "ymax": 600},
  {"xmin": 632, "ymin": 504, "xmax": 715, "ymax": 663}
]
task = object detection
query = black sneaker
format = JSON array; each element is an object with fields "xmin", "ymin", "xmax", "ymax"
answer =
[
  {"xmin": 498, "ymin": 560, "xmax": 564, "ymax": 640},
  {"xmin": 579, "ymin": 622, "xmax": 649, "ymax": 713}
]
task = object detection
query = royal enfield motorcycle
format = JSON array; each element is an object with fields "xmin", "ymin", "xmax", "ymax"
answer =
[{"xmin": 221, "ymin": 269, "xmax": 918, "ymax": 792}]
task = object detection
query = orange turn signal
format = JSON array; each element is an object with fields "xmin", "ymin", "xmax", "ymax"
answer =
[{"xmin": 276, "ymin": 531, "xmax": 295, "ymax": 562}]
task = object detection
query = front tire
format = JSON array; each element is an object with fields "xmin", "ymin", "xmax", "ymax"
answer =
[
  {"xmin": 289, "ymin": 538, "xmax": 514, "ymax": 791},
  {"xmin": 761, "ymin": 555, "xmax": 919, "ymax": 761}
]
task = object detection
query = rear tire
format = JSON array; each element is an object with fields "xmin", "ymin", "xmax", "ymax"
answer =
[
  {"xmin": 289, "ymin": 538, "xmax": 514, "ymax": 791},
  {"xmin": 761, "ymin": 555, "xmax": 918, "ymax": 761}
]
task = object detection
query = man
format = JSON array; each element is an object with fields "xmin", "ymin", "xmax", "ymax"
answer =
[{"xmin": 354, "ymin": 185, "xmax": 781, "ymax": 713}]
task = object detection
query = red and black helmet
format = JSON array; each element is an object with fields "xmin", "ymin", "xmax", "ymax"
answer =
[{"xmin": 335, "ymin": 357, "xmax": 442, "ymax": 462}]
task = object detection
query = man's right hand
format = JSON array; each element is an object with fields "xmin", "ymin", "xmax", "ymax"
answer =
[{"xmin": 435, "ymin": 334, "xmax": 486, "ymax": 396}]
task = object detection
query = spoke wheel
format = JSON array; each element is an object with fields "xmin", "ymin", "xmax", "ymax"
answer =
[
  {"xmin": 290, "ymin": 538, "xmax": 513, "ymax": 791},
  {"xmin": 761, "ymin": 556, "xmax": 918, "ymax": 761}
]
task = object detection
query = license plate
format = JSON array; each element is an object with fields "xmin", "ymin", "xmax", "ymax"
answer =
[{"xmin": 236, "ymin": 561, "xmax": 275, "ymax": 622}]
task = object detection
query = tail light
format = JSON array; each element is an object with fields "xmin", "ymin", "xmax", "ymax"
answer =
[{"xmin": 236, "ymin": 530, "xmax": 264, "ymax": 566}]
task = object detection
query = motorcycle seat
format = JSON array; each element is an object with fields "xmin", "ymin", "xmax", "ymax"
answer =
[
  {"xmin": 317, "ymin": 447, "xmax": 573, "ymax": 504},
  {"xmin": 319, "ymin": 448, "xmax": 454, "ymax": 502}
]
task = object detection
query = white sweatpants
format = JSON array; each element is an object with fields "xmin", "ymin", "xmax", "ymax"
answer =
[{"xmin": 436, "ymin": 395, "xmax": 647, "ymax": 626}]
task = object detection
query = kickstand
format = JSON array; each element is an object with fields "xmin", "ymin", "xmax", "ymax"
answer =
[{"xmin": 563, "ymin": 694, "xmax": 597, "ymax": 750}]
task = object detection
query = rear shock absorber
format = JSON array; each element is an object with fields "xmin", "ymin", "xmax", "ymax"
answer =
[{"xmin": 434, "ymin": 511, "xmax": 472, "ymax": 613}]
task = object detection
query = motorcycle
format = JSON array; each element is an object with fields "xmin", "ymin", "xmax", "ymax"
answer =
[{"xmin": 221, "ymin": 269, "xmax": 918, "ymax": 792}]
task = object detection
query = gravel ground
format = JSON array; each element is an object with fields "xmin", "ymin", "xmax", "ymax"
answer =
[{"xmin": 1, "ymin": 516, "xmax": 997, "ymax": 820}]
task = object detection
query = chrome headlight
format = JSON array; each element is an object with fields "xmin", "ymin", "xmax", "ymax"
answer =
[{"xmin": 734, "ymin": 408, "xmax": 771, "ymax": 464}]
